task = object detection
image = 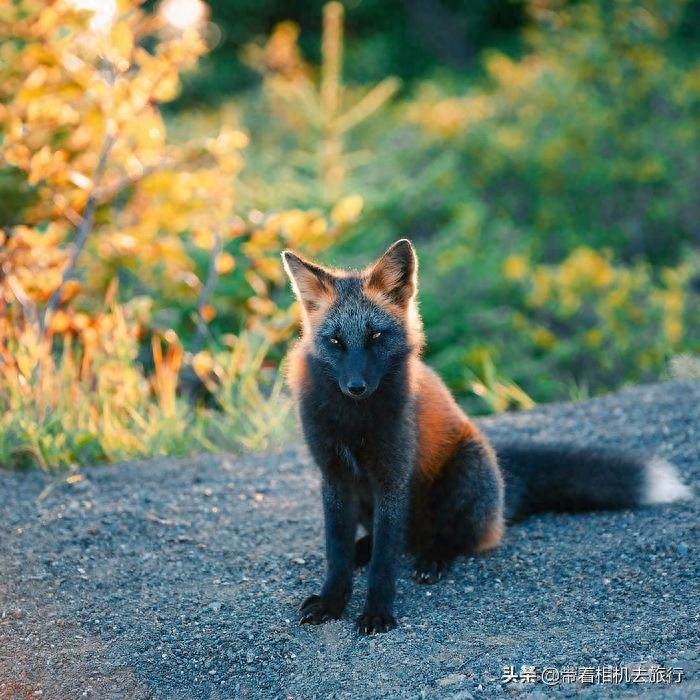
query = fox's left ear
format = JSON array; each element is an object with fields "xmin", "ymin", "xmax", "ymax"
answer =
[{"xmin": 367, "ymin": 239, "xmax": 417, "ymax": 308}]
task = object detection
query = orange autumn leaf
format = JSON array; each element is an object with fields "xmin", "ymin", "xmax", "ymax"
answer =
[
  {"xmin": 59, "ymin": 280, "xmax": 82, "ymax": 303},
  {"xmin": 214, "ymin": 253, "xmax": 236, "ymax": 275},
  {"xmin": 201, "ymin": 304, "xmax": 216, "ymax": 322}
]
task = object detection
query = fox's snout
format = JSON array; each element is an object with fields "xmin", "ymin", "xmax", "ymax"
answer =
[{"xmin": 341, "ymin": 377, "xmax": 369, "ymax": 399}]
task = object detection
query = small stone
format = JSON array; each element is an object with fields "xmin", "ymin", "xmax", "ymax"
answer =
[{"xmin": 438, "ymin": 673, "xmax": 466, "ymax": 686}]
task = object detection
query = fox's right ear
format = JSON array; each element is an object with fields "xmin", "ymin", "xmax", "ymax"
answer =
[{"xmin": 282, "ymin": 251, "xmax": 336, "ymax": 315}]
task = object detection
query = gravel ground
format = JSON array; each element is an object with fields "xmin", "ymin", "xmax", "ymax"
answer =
[{"xmin": 1, "ymin": 379, "xmax": 698, "ymax": 700}]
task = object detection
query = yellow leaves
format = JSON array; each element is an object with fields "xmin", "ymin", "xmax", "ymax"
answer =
[
  {"xmin": 485, "ymin": 53, "xmax": 544, "ymax": 92},
  {"xmin": 214, "ymin": 253, "xmax": 236, "ymax": 275},
  {"xmin": 192, "ymin": 229, "xmax": 217, "ymax": 251},
  {"xmin": 27, "ymin": 146, "xmax": 69, "ymax": 185},
  {"xmin": 527, "ymin": 268, "xmax": 552, "ymax": 307},
  {"xmin": 192, "ymin": 350, "xmax": 214, "ymax": 379},
  {"xmin": 253, "ymin": 256, "xmax": 283, "ymax": 285},
  {"xmin": 206, "ymin": 128, "xmax": 249, "ymax": 157},
  {"xmin": 510, "ymin": 241, "xmax": 694, "ymax": 386},
  {"xmin": 276, "ymin": 210, "xmax": 308, "ymax": 242},
  {"xmin": 50, "ymin": 310, "xmax": 72, "ymax": 334},
  {"xmin": 584, "ymin": 329, "xmax": 603, "ymax": 348},
  {"xmin": 0, "ymin": 0, "xmax": 348, "ymax": 415},
  {"xmin": 1, "ymin": 223, "xmax": 72, "ymax": 306},
  {"xmin": 467, "ymin": 350, "xmax": 535, "ymax": 413},
  {"xmin": 60, "ymin": 280, "xmax": 82, "ymax": 303},
  {"xmin": 407, "ymin": 89, "xmax": 494, "ymax": 138},
  {"xmin": 502, "ymin": 254, "xmax": 529, "ymax": 282},
  {"xmin": 241, "ymin": 20, "xmax": 310, "ymax": 83},
  {"xmin": 108, "ymin": 22, "xmax": 134, "ymax": 72},
  {"xmin": 157, "ymin": 27, "xmax": 207, "ymax": 75},
  {"xmin": 331, "ymin": 195, "xmax": 363, "ymax": 226},
  {"xmin": 247, "ymin": 297, "xmax": 277, "ymax": 316},
  {"xmin": 151, "ymin": 70, "xmax": 181, "ymax": 103},
  {"xmin": 3, "ymin": 143, "xmax": 32, "ymax": 170},
  {"xmin": 664, "ymin": 319, "xmax": 683, "ymax": 345},
  {"xmin": 531, "ymin": 326, "xmax": 557, "ymax": 350},
  {"xmin": 24, "ymin": 65, "xmax": 49, "ymax": 91}
]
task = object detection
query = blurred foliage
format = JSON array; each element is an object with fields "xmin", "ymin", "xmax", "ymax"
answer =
[
  {"xmin": 168, "ymin": 0, "xmax": 528, "ymax": 106},
  {"xmin": 407, "ymin": 0, "xmax": 700, "ymax": 263},
  {"xmin": 0, "ymin": 0, "xmax": 358, "ymax": 468},
  {"xmin": 1, "ymin": 0, "xmax": 699, "ymax": 468},
  {"xmin": 219, "ymin": 0, "xmax": 700, "ymax": 411},
  {"xmin": 0, "ymin": 303, "xmax": 292, "ymax": 469},
  {"xmin": 398, "ymin": 0, "xmax": 700, "ymax": 406}
]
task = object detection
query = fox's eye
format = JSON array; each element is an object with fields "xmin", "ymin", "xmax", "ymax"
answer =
[
  {"xmin": 329, "ymin": 336, "xmax": 340, "ymax": 345},
  {"xmin": 370, "ymin": 331, "xmax": 382, "ymax": 341}
]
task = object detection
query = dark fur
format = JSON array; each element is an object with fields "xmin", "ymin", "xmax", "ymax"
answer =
[
  {"xmin": 498, "ymin": 443, "xmax": 649, "ymax": 521},
  {"xmin": 296, "ymin": 280, "xmax": 416, "ymax": 633}
]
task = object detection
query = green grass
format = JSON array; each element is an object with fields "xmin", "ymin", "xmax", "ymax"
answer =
[{"xmin": 0, "ymin": 312, "xmax": 293, "ymax": 471}]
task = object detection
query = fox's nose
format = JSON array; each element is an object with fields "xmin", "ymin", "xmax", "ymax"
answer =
[{"xmin": 347, "ymin": 379, "xmax": 367, "ymax": 397}]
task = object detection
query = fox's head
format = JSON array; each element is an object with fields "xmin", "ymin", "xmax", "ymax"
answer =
[{"xmin": 282, "ymin": 239, "xmax": 423, "ymax": 400}]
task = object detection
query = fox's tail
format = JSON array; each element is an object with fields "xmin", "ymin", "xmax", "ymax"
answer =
[{"xmin": 496, "ymin": 442, "xmax": 693, "ymax": 522}]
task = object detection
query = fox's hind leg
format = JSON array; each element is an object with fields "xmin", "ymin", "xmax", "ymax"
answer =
[{"xmin": 411, "ymin": 438, "xmax": 504, "ymax": 584}]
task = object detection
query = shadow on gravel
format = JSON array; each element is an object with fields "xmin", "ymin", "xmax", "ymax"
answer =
[{"xmin": 1, "ymin": 380, "xmax": 698, "ymax": 699}]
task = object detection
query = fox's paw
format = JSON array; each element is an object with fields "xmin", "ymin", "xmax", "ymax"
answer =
[
  {"xmin": 299, "ymin": 595, "xmax": 343, "ymax": 625},
  {"xmin": 413, "ymin": 557, "xmax": 449, "ymax": 584},
  {"xmin": 356, "ymin": 611, "xmax": 396, "ymax": 635}
]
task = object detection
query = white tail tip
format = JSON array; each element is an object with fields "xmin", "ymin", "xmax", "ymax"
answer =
[{"xmin": 643, "ymin": 459, "xmax": 693, "ymax": 504}]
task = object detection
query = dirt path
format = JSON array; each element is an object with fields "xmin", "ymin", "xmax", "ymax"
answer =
[{"xmin": 1, "ymin": 380, "xmax": 698, "ymax": 699}]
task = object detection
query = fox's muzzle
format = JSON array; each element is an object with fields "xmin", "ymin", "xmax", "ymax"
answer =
[
  {"xmin": 338, "ymin": 348, "xmax": 376, "ymax": 399},
  {"xmin": 342, "ymin": 378, "xmax": 368, "ymax": 398}
]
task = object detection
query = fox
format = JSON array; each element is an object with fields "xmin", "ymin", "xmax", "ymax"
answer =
[{"xmin": 281, "ymin": 239, "xmax": 692, "ymax": 635}]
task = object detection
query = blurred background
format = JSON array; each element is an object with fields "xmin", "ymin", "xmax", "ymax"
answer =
[{"xmin": 1, "ymin": 0, "xmax": 699, "ymax": 468}]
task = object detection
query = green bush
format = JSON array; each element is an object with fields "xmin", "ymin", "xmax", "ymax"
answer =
[{"xmin": 345, "ymin": 0, "xmax": 700, "ymax": 407}]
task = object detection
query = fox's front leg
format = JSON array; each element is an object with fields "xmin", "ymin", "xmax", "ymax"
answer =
[
  {"xmin": 356, "ymin": 485, "xmax": 409, "ymax": 635},
  {"xmin": 300, "ymin": 475, "xmax": 357, "ymax": 624}
]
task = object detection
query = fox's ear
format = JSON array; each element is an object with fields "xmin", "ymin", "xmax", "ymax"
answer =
[
  {"xmin": 282, "ymin": 250, "xmax": 336, "ymax": 314},
  {"xmin": 366, "ymin": 239, "xmax": 417, "ymax": 308}
]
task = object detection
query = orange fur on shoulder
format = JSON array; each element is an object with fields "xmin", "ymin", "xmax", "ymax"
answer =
[{"xmin": 413, "ymin": 363, "xmax": 482, "ymax": 480}]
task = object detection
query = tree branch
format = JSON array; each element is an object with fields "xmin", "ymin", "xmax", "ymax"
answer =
[
  {"xmin": 191, "ymin": 229, "xmax": 223, "ymax": 356},
  {"xmin": 39, "ymin": 132, "xmax": 116, "ymax": 337}
]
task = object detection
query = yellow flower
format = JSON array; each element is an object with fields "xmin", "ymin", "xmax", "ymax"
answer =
[
  {"xmin": 527, "ymin": 268, "xmax": 552, "ymax": 307},
  {"xmin": 585, "ymin": 329, "xmax": 603, "ymax": 348},
  {"xmin": 502, "ymin": 254, "xmax": 529, "ymax": 282},
  {"xmin": 665, "ymin": 319, "xmax": 683, "ymax": 345},
  {"xmin": 532, "ymin": 327, "xmax": 557, "ymax": 349}
]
